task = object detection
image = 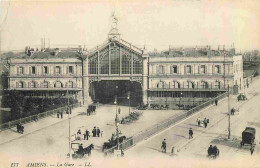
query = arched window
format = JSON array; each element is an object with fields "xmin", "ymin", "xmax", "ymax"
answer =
[
  {"xmin": 187, "ymin": 81, "xmax": 195, "ymax": 89},
  {"xmin": 17, "ymin": 81, "xmax": 24, "ymax": 88},
  {"xmin": 171, "ymin": 81, "xmax": 180, "ymax": 88},
  {"xmin": 157, "ymin": 81, "xmax": 166, "ymax": 89},
  {"xmin": 67, "ymin": 81, "xmax": 74, "ymax": 88},
  {"xmin": 29, "ymin": 81, "xmax": 37, "ymax": 88},
  {"xmin": 215, "ymin": 81, "xmax": 221, "ymax": 89},
  {"xmin": 42, "ymin": 81, "xmax": 48, "ymax": 88},
  {"xmin": 89, "ymin": 55, "xmax": 98, "ymax": 74},
  {"xmin": 54, "ymin": 81, "xmax": 63, "ymax": 88},
  {"xmin": 201, "ymin": 81, "xmax": 209, "ymax": 89}
]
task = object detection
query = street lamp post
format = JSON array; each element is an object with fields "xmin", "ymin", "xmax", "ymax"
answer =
[
  {"xmin": 114, "ymin": 96, "xmax": 119, "ymax": 151},
  {"xmin": 228, "ymin": 85, "xmax": 231, "ymax": 139},
  {"xmin": 180, "ymin": 92, "xmax": 183, "ymax": 110},
  {"xmin": 127, "ymin": 91, "xmax": 131, "ymax": 115},
  {"xmin": 67, "ymin": 88, "xmax": 71, "ymax": 158}
]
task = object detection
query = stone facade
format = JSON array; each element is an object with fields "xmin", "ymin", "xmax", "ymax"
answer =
[{"xmin": 7, "ymin": 41, "xmax": 243, "ymax": 106}]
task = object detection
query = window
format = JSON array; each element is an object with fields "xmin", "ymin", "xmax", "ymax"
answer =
[
  {"xmin": 215, "ymin": 81, "xmax": 221, "ymax": 89},
  {"xmin": 111, "ymin": 49, "xmax": 120, "ymax": 74},
  {"xmin": 171, "ymin": 81, "xmax": 180, "ymax": 88},
  {"xmin": 201, "ymin": 65, "xmax": 206, "ymax": 74},
  {"xmin": 55, "ymin": 66, "xmax": 61, "ymax": 74},
  {"xmin": 171, "ymin": 65, "xmax": 177, "ymax": 74},
  {"xmin": 69, "ymin": 66, "xmax": 73, "ymax": 74},
  {"xmin": 158, "ymin": 65, "xmax": 165, "ymax": 74},
  {"xmin": 30, "ymin": 81, "xmax": 36, "ymax": 88},
  {"xmin": 186, "ymin": 65, "xmax": 191, "ymax": 74},
  {"xmin": 43, "ymin": 82, "xmax": 48, "ymax": 88},
  {"xmin": 18, "ymin": 82, "xmax": 24, "ymax": 88},
  {"xmin": 18, "ymin": 67, "xmax": 24, "ymax": 74},
  {"xmin": 201, "ymin": 81, "xmax": 208, "ymax": 89},
  {"xmin": 122, "ymin": 54, "xmax": 131, "ymax": 74},
  {"xmin": 133, "ymin": 56, "xmax": 142, "ymax": 74},
  {"xmin": 68, "ymin": 81, "xmax": 73, "ymax": 88},
  {"xmin": 187, "ymin": 81, "xmax": 195, "ymax": 88},
  {"xmin": 31, "ymin": 66, "xmax": 36, "ymax": 74},
  {"xmin": 44, "ymin": 66, "xmax": 48, "ymax": 74},
  {"xmin": 215, "ymin": 65, "xmax": 220, "ymax": 74},
  {"xmin": 54, "ymin": 81, "xmax": 63, "ymax": 88},
  {"xmin": 157, "ymin": 81, "xmax": 166, "ymax": 88}
]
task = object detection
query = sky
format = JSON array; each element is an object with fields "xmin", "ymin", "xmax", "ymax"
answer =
[{"xmin": 0, "ymin": 0, "xmax": 260, "ymax": 53}]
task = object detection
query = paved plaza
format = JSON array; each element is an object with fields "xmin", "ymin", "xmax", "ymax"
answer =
[{"xmin": 0, "ymin": 101, "xmax": 183, "ymax": 160}]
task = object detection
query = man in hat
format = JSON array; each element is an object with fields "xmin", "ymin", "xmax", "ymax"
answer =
[
  {"xmin": 161, "ymin": 139, "xmax": 166, "ymax": 153},
  {"xmin": 97, "ymin": 127, "xmax": 101, "ymax": 137},
  {"xmin": 204, "ymin": 118, "xmax": 208, "ymax": 128},
  {"xmin": 92, "ymin": 127, "xmax": 96, "ymax": 137},
  {"xmin": 84, "ymin": 129, "xmax": 90, "ymax": 140},
  {"xmin": 189, "ymin": 128, "xmax": 193, "ymax": 139}
]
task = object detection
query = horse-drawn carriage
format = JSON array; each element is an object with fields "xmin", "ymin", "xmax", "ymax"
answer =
[
  {"xmin": 16, "ymin": 124, "xmax": 24, "ymax": 134},
  {"xmin": 136, "ymin": 104, "xmax": 148, "ymax": 110},
  {"xmin": 87, "ymin": 105, "xmax": 96, "ymax": 115},
  {"xmin": 121, "ymin": 111, "xmax": 143, "ymax": 124},
  {"xmin": 237, "ymin": 94, "xmax": 247, "ymax": 101},
  {"xmin": 71, "ymin": 143, "xmax": 94, "ymax": 159},
  {"xmin": 102, "ymin": 135, "xmax": 126, "ymax": 152},
  {"xmin": 240, "ymin": 127, "xmax": 256, "ymax": 150},
  {"xmin": 150, "ymin": 104, "xmax": 169, "ymax": 110},
  {"xmin": 207, "ymin": 145, "xmax": 219, "ymax": 159}
]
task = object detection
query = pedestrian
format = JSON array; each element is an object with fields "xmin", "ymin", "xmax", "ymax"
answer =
[
  {"xmin": 118, "ymin": 108, "xmax": 121, "ymax": 114},
  {"xmin": 215, "ymin": 99, "xmax": 218, "ymax": 106},
  {"xmin": 189, "ymin": 128, "xmax": 193, "ymax": 139},
  {"xmin": 204, "ymin": 119, "xmax": 208, "ymax": 128},
  {"xmin": 161, "ymin": 139, "xmax": 166, "ymax": 153},
  {"xmin": 231, "ymin": 108, "xmax": 235, "ymax": 115},
  {"xmin": 85, "ymin": 129, "xmax": 90, "ymax": 140},
  {"xmin": 208, "ymin": 145, "xmax": 213, "ymax": 155},
  {"xmin": 77, "ymin": 129, "xmax": 81, "ymax": 135},
  {"xmin": 57, "ymin": 112, "xmax": 60, "ymax": 118},
  {"xmin": 97, "ymin": 127, "xmax": 100, "ymax": 137},
  {"xmin": 250, "ymin": 146, "xmax": 254, "ymax": 155},
  {"xmin": 61, "ymin": 112, "xmax": 63, "ymax": 119},
  {"xmin": 92, "ymin": 127, "xmax": 96, "ymax": 137},
  {"xmin": 101, "ymin": 131, "xmax": 103, "ymax": 137},
  {"xmin": 197, "ymin": 117, "xmax": 201, "ymax": 127}
]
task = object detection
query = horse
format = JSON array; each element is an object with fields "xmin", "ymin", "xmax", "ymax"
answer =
[{"xmin": 83, "ymin": 144, "xmax": 94, "ymax": 156}]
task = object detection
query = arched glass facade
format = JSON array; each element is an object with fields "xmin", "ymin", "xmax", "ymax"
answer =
[{"xmin": 87, "ymin": 42, "xmax": 143, "ymax": 75}]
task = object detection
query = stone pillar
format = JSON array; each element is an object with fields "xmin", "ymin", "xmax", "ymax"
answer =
[
  {"xmin": 82, "ymin": 57, "xmax": 92, "ymax": 106},
  {"xmin": 142, "ymin": 48, "xmax": 149, "ymax": 105}
]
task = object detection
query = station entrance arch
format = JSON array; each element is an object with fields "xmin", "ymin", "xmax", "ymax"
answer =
[
  {"xmin": 82, "ymin": 38, "xmax": 149, "ymax": 106},
  {"xmin": 90, "ymin": 80, "xmax": 142, "ymax": 106}
]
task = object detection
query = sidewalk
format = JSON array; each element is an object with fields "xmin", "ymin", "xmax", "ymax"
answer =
[{"xmin": 0, "ymin": 106, "xmax": 86, "ymax": 145}]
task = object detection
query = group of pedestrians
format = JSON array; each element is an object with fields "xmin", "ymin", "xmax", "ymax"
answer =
[
  {"xmin": 196, "ymin": 117, "xmax": 209, "ymax": 128},
  {"xmin": 92, "ymin": 126, "xmax": 102, "ymax": 137},
  {"xmin": 57, "ymin": 111, "xmax": 63, "ymax": 119}
]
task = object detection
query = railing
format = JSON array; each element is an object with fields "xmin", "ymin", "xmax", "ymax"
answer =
[
  {"xmin": 104, "ymin": 137, "xmax": 134, "ymax": 156},
  {"xmin": 0, "ymin": 102, "xmax": 80, "ymax": 132},
  {"xmin": 103, "ymin": 92, "xmax": 228, "ymax": 155}
]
